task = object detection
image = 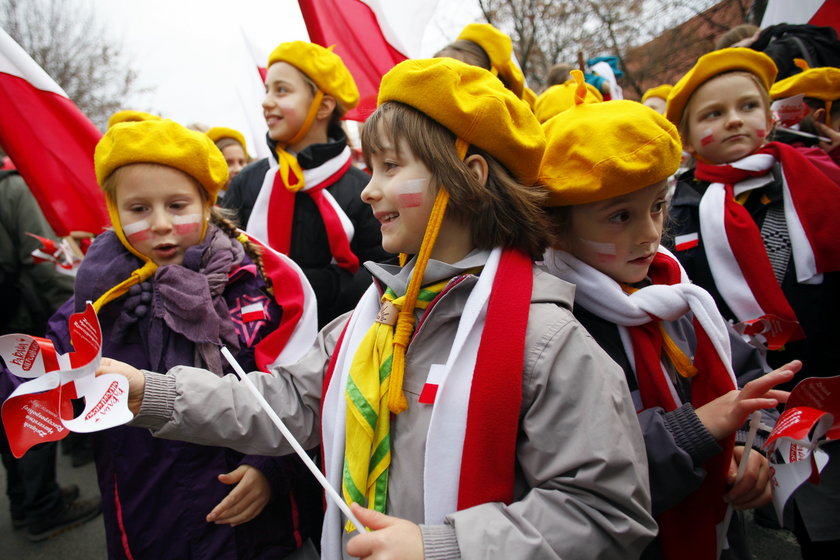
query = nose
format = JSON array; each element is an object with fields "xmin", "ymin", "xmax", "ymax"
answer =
[
  {"xmin": 725, "ymin": 108, "xmax": 743, "ymax": 129},
  {"xmin": 637, "ymin": 214, "xmax": 660, "ymax": 245},
  {"xmin": 148, "ymin": 208, "xmax": 173, "ymax": 233},
  {"xmin": 262, "ymin": 91, "xmax": 274, "ymax": 111},
  {"xmin": 360, "ymin": 174, "xmax": 381, "ymax": 205}
]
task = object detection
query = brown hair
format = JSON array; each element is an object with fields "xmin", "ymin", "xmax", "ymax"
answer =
[
  {"xmin": 435, "ymin": 40, "xmax": 492, "ymax": 71},
  {"xmin": 545, "ymin": 63, "xmax": 573, "ymax": 87},
  {"xmin": 361, "ymin": 102, "xmax": 550, "ymax": 258},
  {"xmin": 214, "ymin": 137, "xmax": 252, "ymax": 163},
  {"xmin": 715, "ymin": 24, "xmax": 760, "ymax": 50},
  {"xmin": 678, "ymin": 70, "xmax": 772, "ymax": 139}
]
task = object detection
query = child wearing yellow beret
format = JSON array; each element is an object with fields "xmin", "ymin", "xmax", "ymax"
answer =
[
  {"xmin": 47, "ymin": 116, "xmax": 323, "ymax": 559},
  {"xmin": 222, "ymin": 41, "xmax": 389, "ymax": 328},
  {"xmin": 770, "ymin": 62, "xmax": 840, "ymax": 176},
  {"xmin": 101, "ymin": 57, "xmax": 657, "ymax": 559},
  {"xmin": 665, "ymin": 48, "xmax": 840, "ymax": 556},
  {"xmin": 436, "ymin": 22, "xmax": 537, "ymax": 107},
  {"xmin": 641, "ymin": 84, "xmax": 672, "ymax": 115},
  {"xmin": 540, "ymin": 71, "xmax": 797, "ymax": 560},
  {"xmin": 206, "ymin": 126, "xmax": 252, "ymax": 193}
]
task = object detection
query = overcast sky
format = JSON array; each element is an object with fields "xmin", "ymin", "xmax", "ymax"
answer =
[{"xmin": 96, "ymin": 0, "xmax": 482, "ymax": 156}]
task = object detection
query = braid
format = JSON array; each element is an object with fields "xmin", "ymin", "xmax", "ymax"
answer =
[{"xmin": 209, "ymin": 207, "xmax": 274, "ymax": 297}]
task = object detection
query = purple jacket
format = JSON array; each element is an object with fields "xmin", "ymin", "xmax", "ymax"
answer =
[{"xmin": 47, "ymin": 231, "xmax": 322, "ymax": 559}]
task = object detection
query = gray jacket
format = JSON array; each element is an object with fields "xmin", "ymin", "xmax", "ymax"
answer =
[{"xmin": 133, "ymin": 251, "xmax": 656, "ymax": 559}]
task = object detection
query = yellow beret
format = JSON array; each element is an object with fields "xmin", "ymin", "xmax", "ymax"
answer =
[
  {"xmin": 378, "ymin": 58, "xmax": 545, "ymax": 185},
  {"xmin": 95, "ymin": 118, "xmax": 229, "ymax": 205},
  {"xmin": 770, "ymin": 66, "xmax": 840, "ymax": 102},
  {"xmin": 541, "ymin": 76, "xmax": 681, "ymax": 206},
  {"xmin": 457, "ymin": 23, "xmax": 526, "ymax": 99},
  {"xmin": 641, "ymin": 84, "xmax": 672, "ymax": 103},
  {"xmin": 107, "ymin": 110, "xmax": 161, "ymax": 129},
  {"xmin": 535, "ymin": 79, "xmax": 602, "ymax": 124},
  {"xmin": 666, "ymin": 48, "xmax": 777, "ymax": 125},
  {"xmin": 206, "ymin": 126, "xmax": 248, "ymax": 153},
  {"xmin": 267, "ymin": 41, "xmax": 359, "ymax": 112}
]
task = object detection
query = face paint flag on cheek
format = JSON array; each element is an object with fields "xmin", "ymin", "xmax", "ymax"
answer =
[
  {"xmin": 700, "ymin": 129, "xmax": 715, "ymax": 147},
  {"xmin": 122, "ymin": 219, "xmax": 151, "ymax": 244},
  {"xmin": 756, "ymin": 129, "xmax": 767, "ymax": 139},
  {"xmin": 396, "ymin": 178, "xmax": 428, "ymax": 208},
  {"xmin": 580, "ymin": 238, "xmax": 617, "ymax": 261},
  {"xmin": 172, "ymin": 213, "xmax": 203, "ymax": 236}
]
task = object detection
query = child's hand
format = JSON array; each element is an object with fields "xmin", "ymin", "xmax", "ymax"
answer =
[
  {"xmin": 725, "ymin": 446, "xmax": 773, "ymax": 510},
  {"xmin": 695, "ymin": 360, "xmax": 799, "ymax": 440},
  {"xmin": 97, "ymin": 357, "xmax": 145, "ymax": 415},
  {"xmin": 816, "ymin": 122, "xmax": 840, "ymax": 154},
  {"xmin": 206, "ymin": 465, "xmax": 271, "ymax": 526},
  {"xmin": 345, "ymin": 502, "xmax": 423, "ymax": 560}
]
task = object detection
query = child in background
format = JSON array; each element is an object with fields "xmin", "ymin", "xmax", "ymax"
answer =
[
  {"xmin": 47, "ymin": 116, "xmax": 322, "ymax": 559},
  {"xmin": 641, "ymin": 84, "xmax": 672, "ymax": 115},
  {"xmin": 539, "ymin": 72, "xmax": 797, "ymax": 559},
  {"xmin": 102, "ymin": 58, "xmax": 656, "ymax": 559},
  {"xmin": 436, "ymin": 22, "xmax": 538, "ymax": 107},
  {"xmin": 665, "ymin": 47, "xmax": 840, "ymax": 558},
  {"xmin": 223, "ymin": 41, "xmax": 389, "ymax": 328},
  {"xmin": 207, "ymin": 126, "xmax": 252, "ymax": 194},
  {"xmin": 769, "ymin": 62, "xmax": 840, "ymax": 178}
]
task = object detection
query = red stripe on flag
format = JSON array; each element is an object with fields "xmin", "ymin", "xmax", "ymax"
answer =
[
  {"xmin": 0, "ymin": 71, "xmax": 107, "ymax": 236},
  {"xmin": 298, "ymin": 0, "xmax": 407, "ymax": 121}
]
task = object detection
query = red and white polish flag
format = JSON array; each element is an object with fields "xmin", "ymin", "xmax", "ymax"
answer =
[{"xmin": 0, "ymin": 29, "xmax": 108, "ymax": 237}]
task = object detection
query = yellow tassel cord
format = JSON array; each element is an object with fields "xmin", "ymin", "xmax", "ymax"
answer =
[
  {"xmin": 388, "ymin": 138, "xmax": 469, "ymax": 414},
  {"xmin": 623, "ymin": 285, "xmax": 698, "ymax": 379}
]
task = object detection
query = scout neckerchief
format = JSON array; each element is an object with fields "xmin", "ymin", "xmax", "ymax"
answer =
[
  {"xmin": 342, "ymin": 277, "xmax": 450, "ymax": 528},
  {"xmin": 542, "ymin": 246, "xmax": 737, "ymax": 560},
  {"xmin": 693, "ymin": 141, "xmax": 840, "ymax": 349},
  {"xmin": 260, "ymin": 89, "xmax": 359, "ymax": 273}
]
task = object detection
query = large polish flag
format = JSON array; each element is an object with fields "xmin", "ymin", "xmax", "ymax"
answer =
[
  {"xmin": 762, "ymin": 0, "xmax": 840, "ymax": 35},
  {"xmin": 298, "ymin": 0, "xmax": 439, "ymax": 121},
  {"xmin": 0, "ymin": 29, "xmax": 108, "ymax": 237}
]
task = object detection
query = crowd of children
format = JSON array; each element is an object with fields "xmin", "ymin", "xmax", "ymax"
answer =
[{"xmin": 2, "ymin": 16, "xmax": 840, "ymax": 560}]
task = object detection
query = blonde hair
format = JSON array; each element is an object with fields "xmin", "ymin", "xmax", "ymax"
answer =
[
  {"xmin": 361, "ymin": 102, "xmax": 550, "ymax": 258},
  {"xmin": 678, "ymin": 70, "xmax": 772, "ymax": 139}
]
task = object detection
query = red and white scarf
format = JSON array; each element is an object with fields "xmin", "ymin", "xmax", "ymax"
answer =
[
  {"xmin": 319, "ymin": 247, "xmax": 532, "ymax": 557},
  {"xmin": 246, "ymin": 147, "xmax": 359, "ymax": 273},
  {"xmin": 694, "ymin": 142, "xmax": 840, "ymax": 349},
  {"xmin": 543, "ymin": 246, "xmax": 737, "ymax": 560},
  {"xmin": 238, "ymin": 233, "xmax": 318, "ymax": 370}
]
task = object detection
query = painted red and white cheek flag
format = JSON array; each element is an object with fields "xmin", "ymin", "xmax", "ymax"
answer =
[
  {"xmin": 764, "ymin": 375, "xmax": 840, "ymax": 523},
  {"xmin": 762, "ymin": 0, "xmax": 840, "ymax": 35},
  {"xmin": 0, "ymin": 29, "xmax": 108, "ymax": 238},
  {"xmin": 0, "ymin": 302, "xmax": 132, "ymax": 458},
  {"xmin": 297, "ymin": 0, "xmax": 439, "ymax": 121}
]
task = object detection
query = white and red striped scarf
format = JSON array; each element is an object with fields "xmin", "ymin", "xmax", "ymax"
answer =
[
  {"xmin": 246, "ymin": 146, "xmax": 359, "ymax": 273},
  {"xmin": 694, "ymin": 142, "xmax": 840, "ymax": 349},
  {"xmin": 319, "ymin": 247, "xmax": 532, "ymax": 557},
  {"xmin": 543, "ymin": 246, "xmax": 737, "ymax": 560},
  {"xmin": 238, "ymin": 233, "xmax": 318, "ymax": 371}
]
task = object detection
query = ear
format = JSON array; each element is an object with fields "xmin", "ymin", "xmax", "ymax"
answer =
[
  {"xmin": 316, "ymin": 95, "xmax": 337, "ymax": 121},
  {"xmin": 463, "ymin": 153, "xmax": 489, "ymax": 187},
  {"xmin": 682, "ymin": 134, "xmax": 697, "ymax": 157},
  {"xmin": 812, "ymin": 107, "xmax": 826, "ymax": 125}
]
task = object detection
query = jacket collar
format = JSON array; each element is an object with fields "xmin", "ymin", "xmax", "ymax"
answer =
[{"xmin": 265, "ymin": 124, "xmax": 348, "ymax": 170}]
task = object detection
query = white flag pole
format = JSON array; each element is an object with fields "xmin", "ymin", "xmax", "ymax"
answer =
[{"xmin": 220, "ymin": 346, "xmax": 365, "ymax": 533}]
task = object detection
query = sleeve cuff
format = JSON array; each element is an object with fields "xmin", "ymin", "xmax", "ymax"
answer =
[
  {"xmin": 420, "ymin": 523, "xmax": 460, "ymax": 560},
  {"xmin": 129, "ymin": 371, "xmax": 176, "ymax": 430},
  {"xmin": 663, "ymin": 403, "xmax": 722, "ymax": 465}
]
